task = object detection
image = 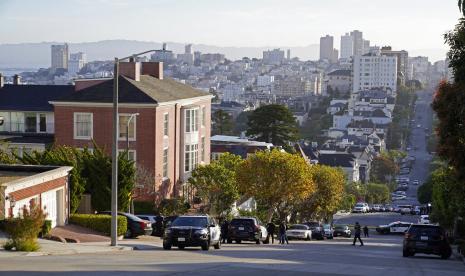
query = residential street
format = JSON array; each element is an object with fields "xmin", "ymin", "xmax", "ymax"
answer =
[{"xmin": 0, "ymin": 231, "xmax": 464, "ymax": 275}]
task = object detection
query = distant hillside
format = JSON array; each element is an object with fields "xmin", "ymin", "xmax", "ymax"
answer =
[{"xmin": 0, "ymin": 40, "xmax": 320, "ymax": 68}]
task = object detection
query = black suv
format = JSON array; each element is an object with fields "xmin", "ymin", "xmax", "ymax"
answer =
[
  {"xmin": 304, "ymin": 221, "xmax": 325, "ymax": 240},
  {"xmin": 227, "ymin": 217, "xmax": 268, "ymax": 244},
  {"xmin": 403, "ymin": 224, "xmax": 452, "ymax": 259},
  {"xmin": 163, "ymin": 215, "xmax": 221, "ymax": 251}
]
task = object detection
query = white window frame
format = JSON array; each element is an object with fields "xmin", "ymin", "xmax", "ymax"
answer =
[
  {"xmin": 162, "ymin": 147, "xmax": 169, "ymax": 179},
  {"xmin": 119, "ymin": 149, "xmax": 136, "ymax": 162},
  {"xmin": 184, "ymin": 144, "xmax": 198, "ymax": 172},
  {"xmin": 73, "ymin": 112, "xmax": 93, "ymax": 140},
  {"xmin": 163, "ymin": 112, "xmax": 169, "ymax": 137},
  {"xmin": 185, "ymin": 108, "xmax": 199, "ymax": 133},
  {"xmin": 118, "ymin": 114, "xmax": 137, "ymax": 141}
]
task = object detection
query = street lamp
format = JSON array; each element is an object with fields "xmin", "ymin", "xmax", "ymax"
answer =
[{"xmin": 111, "ymin": 50, "xmax": 157, "ymax": 246}]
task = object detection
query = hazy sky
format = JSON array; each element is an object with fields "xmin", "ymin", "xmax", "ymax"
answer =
[{"xmin": 0, "ymin": 0, "xmax": 460, "ymax": 60}]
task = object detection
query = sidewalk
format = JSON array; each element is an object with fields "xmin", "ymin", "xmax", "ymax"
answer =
[{"xmin": 0, "ymin": 231, "xmax": 163, "ymax": 257}]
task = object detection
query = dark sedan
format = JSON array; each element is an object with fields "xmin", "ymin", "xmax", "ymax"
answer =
[
  {"xmin": 98, "ymin": 211, "xmax": 152, "ymax": 238},
  {"xmin": 333, "ymin": 224, "xmax": 351, "ymax": 237}
]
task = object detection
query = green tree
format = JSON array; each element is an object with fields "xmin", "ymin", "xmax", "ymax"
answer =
[
  {"xmin": 246, "ymin": 104, "xmax": 299, "ymax": 146},
  {"xmin": 212, "ymin": 109, "xmax": 234, "ymax": 135},
  {"xmin": 233, "ymin": 111, "xmax": 251, "ymax": 135},
  {"xmin": 0, "ymin": 149, "xmax": 16, "ymax": 164},
  {"xmin": 365, "ymin": 183, "xmax": 390, "ymax": 204},
  {"xmin": 370, "ymin": 155, "xmax": 398, "ymax": 183},
  {"xmin": 296, "ymin": 165, "xmax": 345, "ymax": 222},
  {"xmin": 236, "ymin": 149, "xmax": 315, "ymax": 222},
  {"xmin": 417, "ymin": 177, "xmax": 433, "ymax": 204},
  {"xmin": 188, "ymin": 153, "xmax": 242, "ymax": 216}
]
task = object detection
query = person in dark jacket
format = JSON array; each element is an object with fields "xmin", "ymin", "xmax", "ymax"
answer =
[
  {"xmin": 363, "ymin": 225, "xmax": 369, "ymax": 237},
  {"xmin": 266, "ymin": 222, "xmax": 276, "ymax": 244},
  {"xmin": 155, "ymin": 214, "xmax": 164, "ymax": 237},
  {"xmin": 279, "ymin": 222, "xmax": 289, "ymax": 244},
  {"xmin": 221, "ymin": 219, "xmax": 229, "ymax": 243},
  {"xmin": 353, "ymin": 222, "xmax": 364, "ymax": 246}
]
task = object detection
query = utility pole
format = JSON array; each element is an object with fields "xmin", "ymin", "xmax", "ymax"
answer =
[{"xmin": 111, "ymin": 57, "xmax": 119, "ymax": 246}]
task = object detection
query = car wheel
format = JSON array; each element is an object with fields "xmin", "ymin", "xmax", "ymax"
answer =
[
  {"xmin": 124, "ymin": 228, "xmax": 133, "ymax": 238},
  {"xmin": 201, "ymin": 240, "xmax": 210, "ymax": 251},
  {"xmin": 227, "ymin": 238, "xmax": 232, "ymax": 244},
  {"xmin": 306, "ymin": 234, "xmax": 311, "ymax": 241},
  {"xmin": 263, "ymin": 238, "xmax": 269, "ymax": 244},
  {"xmin": 402, "ymin": 250, "xmax": 410, "ymax": 257},
  {"xmin": 163, "ymin": 242, "xmax": 172, "ymax": 250},
  {"xmin": 256, "ymin": 239, "xmax": 261, "ymax": 244},
  {"xmin": 214, "ymin": 240, "xmax": 221, "ymax": 249},
  {"xmin": 178, "ymin": 245, "xmax": 185, "ymax": 250},
  {"xmin": 235, "ymin": 239, "xmax": 241, "ymax": 244}
]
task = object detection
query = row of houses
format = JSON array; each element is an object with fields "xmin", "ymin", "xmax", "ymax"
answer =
[{"xmin": 0, "ymin": 61, "xmax": 214, "ymax": 225}]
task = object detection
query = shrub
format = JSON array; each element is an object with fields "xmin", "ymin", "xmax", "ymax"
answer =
[
  {"xmin": 69, "ymin": 214, "xmax": 127, "ymax": 236},
  {"xmin": 156, "ymin": 198, "xmax": 190, "ymax": 216},
  {"xmin": 3, "ymin": 206, "xmax": 46, "ymax": 252},
  {"xmin": 133, "ymin": 201, "xmax": 155, "ymax": 214},
  {"xmin": 40, "ymin": 220, "xmax": 52, "ymax": 237}
]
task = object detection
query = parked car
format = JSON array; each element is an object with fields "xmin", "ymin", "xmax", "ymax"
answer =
[
  {"xmin": 352, "ymin": 202, "xmax": 369, "ymax": 213},
  {"xmin": 98, "ymin": 211, "xmax": 152, "ymax": 238},
  {"xmin": 419, "ymin": 215, "xmax": 430, "ymax": 224},
  {"xmin": 163, "ymin": 215, "xmax": 221, "ymax": 250},
  {"xmin": 227, "ymin": 217, "xmax": 268, "ymax": 244},
  {"xmin": 399, "ymin": 205, "xmax": 413, "ymax": 215},
  {"xmin": 286, "ymin": 224, "xmax": 312, "ymax": 240},
  {"xmin": 384, "ymin": 204, "xmax": 394, "ymax": 212},
  {"xmin": 333, "ymin": 224, "xmax": 351, "ymax": 237},
  {"xmin": 403, "ymin": 224, "xmax": 451, "ymax": 259},
  {"xmin": 323, "ymin": 224, "xmax": 334, "ymax": 239},
  {"xmin": 136, "ymin": 214, "xmax": 157, "ymax": 236},
  {"xmin": 376, "ymin": 221, "xmax": 412, "ymax": 234},
  {"xmin": 372, "ymin": 204, "xmax": 382, "ymax": 212},
  {"xmin": 413, "ymin": 180, "xmax": 420, "ymax": 185},
  {"xmin": 411, "ymin": 206, "xmax": 421, "ymax": 215},
  {"xmin": 303, "ymin": 221, "xmax": 325, "ymax": 240}
]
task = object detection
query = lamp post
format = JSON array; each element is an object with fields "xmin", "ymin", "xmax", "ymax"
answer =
[{"xmin": 111, "ymin": 50, "xmax": 157, "ymax": 246}]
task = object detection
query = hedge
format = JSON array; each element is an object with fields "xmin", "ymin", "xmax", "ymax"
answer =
[{"xmin": 69, "ymin": 214, "xmax": 127, "ymax": 237}]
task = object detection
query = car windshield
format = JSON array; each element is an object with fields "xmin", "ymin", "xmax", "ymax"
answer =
[
  {"xmin": 334, "ymin": 225, "xmax": 347, "ymax": 230},
  {"xmin": 323, "ymin": 224, "xmax": 331, "ymax": 229},
  {"xmin": 306, "ymin": 222, "xmax": 320, "ymax": 227},
  {"xmin": 171, "ymin": 217, "xmax": 208, "ymax": 227},
  {"xmin": 409, "ymin": 226, "xmax": 443, "ymax": 236},
  {"xmin": 289, "ymin": 225, "xmax": 308, "ymax": 230},
  {"xmin": 230, "ymin": 219, "xmax": 255, "ymax": 226},
  {"xmin": 121, "ymin": 213, "xmax": 143, "ymax": 221},
  {"xmin": 355, "ymin": 204, "xmax": 364, "ymax": 207}
]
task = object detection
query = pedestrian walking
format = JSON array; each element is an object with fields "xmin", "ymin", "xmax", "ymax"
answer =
[
  {"xmin": 220, "ymin": 219, "xmax": 229, "ymax": 243},
  {"xmin": 279, "ymin": 222, "xmax": 289, "ymax": 244},
  {"xmin": 352, "ymin": 222, "xmax": 364, "ymax": 246},
  {"xmin": 266, "ymin": 222, "xmax": 276, "ymax": 244},
  {"xmin": 363, "ymin": 225, "xmax": 369, "ymax": 237}
]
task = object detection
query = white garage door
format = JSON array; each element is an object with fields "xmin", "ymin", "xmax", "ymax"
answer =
[{"xmin": 41, "ymin": 190, "xmax": 57, "ymax": 228}]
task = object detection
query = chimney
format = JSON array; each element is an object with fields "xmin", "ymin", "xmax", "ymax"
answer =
[
  {"xmin": 119, "ymin": 61, "xmax": 141, "ymax": 81},
  {"xmin": 141, "ymin": 62, "xmax": 163, "ymax": 80},
  {"xmin": 0, "ymin": 73, "xmax": 4, "ymax": 88},
  {"xmin": 13, "ymin": 74, "xmax": 21, "ymax": 85}
]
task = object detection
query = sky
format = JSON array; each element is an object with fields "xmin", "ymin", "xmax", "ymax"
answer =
[{"xmin": 0, "ymin": 0, "xmax": 461, "ymax": 61}]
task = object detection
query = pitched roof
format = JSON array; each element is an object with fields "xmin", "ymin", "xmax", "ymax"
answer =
[
  {"xmin": 318, "ymin": 153, "xmax": 356, "ymax": 168},
  {"xmin": 0, "ymin": 84, "xmax": 74, "ymax": 111},
  {"xmin": 53, "ymin": 75, "xmax": 210, "ymax": 104}
]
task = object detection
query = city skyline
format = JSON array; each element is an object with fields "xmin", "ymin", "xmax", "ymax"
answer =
[{"xmin": 0, "ymin": 0, "xmax": 460, "ymax": 62}]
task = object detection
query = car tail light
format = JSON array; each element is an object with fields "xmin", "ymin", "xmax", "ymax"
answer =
[
  {"xmin": 140, "ymin": 221, "xmax": 147, "ymax": 229},
  {"xmin": 405, "ymin": 233, "xmax": 415, "ymax": 239},
  {"xmin": 254, "ymin": 225, "xmax": 260, "ymax": 232}
]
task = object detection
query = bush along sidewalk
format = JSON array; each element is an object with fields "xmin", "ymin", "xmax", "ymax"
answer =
[
  {"xmin": 3, "ymin": 206, "xmax": 46, "ymax": 252},
  {"xmin": 69, "ymin": 214, "xmax": 127, "ymax": 237}
]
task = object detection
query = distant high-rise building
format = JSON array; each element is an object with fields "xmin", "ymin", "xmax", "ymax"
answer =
[
  {"xmin": 177, "ymin": 44, "xmax": 194, "ymax": 65},
  {"xmin": 68, "ymin": 52, "xmax": 86, "ymax": 76},
  {"xmin": 353, "ymin": 49, "xmax": 397, "ymax": 92},
  {"xmin": 287, "ymin": 49, "xmax": 291, "ymax": 60},
  {"xmin": 362, "ymin": 39, "xmax": 371, "ymax": 55},
  {"xmin": 185, "ymin": 44, "xmax": 193, "ymax": 54},
  {"xmin": 331, "ymin": 49, "xmax": 339, "ymax": 63},
  {"xmin": 320, "ymin": 35, "xmax": 334, "ymax": 61},
  {"xmin": 340, "ymin": 33, "xmax": 354, "ymax": 59},
  {"xmin": 350, "ymin": 30, "xmax": 364, "ymax": 57},
  {"xmin": 262, "ymin": 49, "xmax": 285, "ymax": 65},
  {"xmin": 381, "ymin": 46, "xmax": 409, "ymax": 85},
  {"xmin": 51, "ymin": 44, "xmax": 69, "ymax": 70}
]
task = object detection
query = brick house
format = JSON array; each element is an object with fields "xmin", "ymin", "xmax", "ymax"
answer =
[
  {"xmin": 0, "ymin": 164, "xmax": 72, "ymax": 228},
  {"xmin": 50, "ymin": 62, "xmax": 213, "ymax": 203}
]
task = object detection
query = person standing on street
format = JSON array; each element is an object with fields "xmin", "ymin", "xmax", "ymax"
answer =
[
  {"xmin": 279, "ymin": 222, "xmax": 289, "ymax": 244},
  {"xmin": 363, "ymin": 225, "xmax": 369, "ymax": 237},
  {"xmin": 266, "ymin": 222, "xmax": 276, "ymax": 244},
  {"xmin": 220, "ymin": 218, "xmax": 229, "ymax": 244},
  {"xmin": 353, "ymin": 222, "xmax": 364, "ymax": 246}
]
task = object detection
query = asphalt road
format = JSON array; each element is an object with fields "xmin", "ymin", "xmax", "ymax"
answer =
[
  {"xmin": 394, "ymin": 88, "xmax": 435, "ymax": 206},
  {"xmin": 0, "ymin": 233, "xmax": 463, "ymax": 275}
]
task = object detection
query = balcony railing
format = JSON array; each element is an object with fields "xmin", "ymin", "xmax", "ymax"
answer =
[{"xmin": 0, "ymin": 122, "xmax": 55, "ymax": 134}]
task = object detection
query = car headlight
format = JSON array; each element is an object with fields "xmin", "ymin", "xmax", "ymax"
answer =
[{"xmin": 194, "ymin": 229, "xmax": 208, "ymax": 235}]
